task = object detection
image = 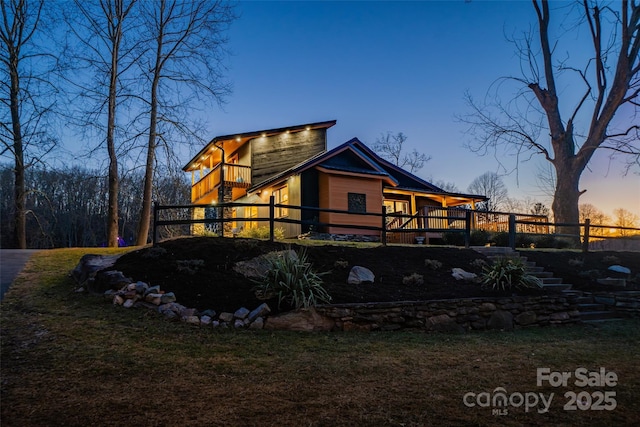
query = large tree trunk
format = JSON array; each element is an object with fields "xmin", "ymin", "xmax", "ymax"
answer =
[
  {"xmin": 135, "ymin": 82, "xmax": 158, "ymax": 246},
  {"xmin": 135, "ymin": 23, "xmax": 162, "ymax": 247},
  {"xmin": 551, "ymin": 146, "xmax": 584, "ymax": 242},
  {"xmin": 106, "ymin": 7, "xmax": 121, "ymax": 248},
  {"xmin": 8, "ymin": 36, "xmax": 26, "ymax": 249}
]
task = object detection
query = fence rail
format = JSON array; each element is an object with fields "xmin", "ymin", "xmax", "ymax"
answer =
[{"xmin": 152, "ymin": 198, "xmax": 640, "ymax": 252}]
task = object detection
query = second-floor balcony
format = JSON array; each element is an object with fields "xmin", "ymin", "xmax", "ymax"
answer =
[{"xmin": 192, "ymin": 163, "xmax": 251, "ymax": 203}]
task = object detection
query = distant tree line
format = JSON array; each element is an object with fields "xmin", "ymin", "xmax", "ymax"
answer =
[{"xmin": 0, "ymin": 164, "xmax": 190, "ymax": 248}]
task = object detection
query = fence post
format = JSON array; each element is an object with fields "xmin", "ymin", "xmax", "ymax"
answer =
[
  {"xmin": 152, "ymin": 201, "xmax": 159, "ymax": 246},
  {"xmin": 582, "ymin": 218, "xmax": 591, "ymax": 253},
  {"xmin": 508, "ymin": 214, "xmax": 516, "ymax": 249},
  {"xmin": 269, "ymin": 195, "xmax": 275, "ymax": 242},
  {"xmin": 464, "ymin": 210, "xmax": 471, "ymax": 248},
  {"xmin": 381, "ymin": 206, "xmax": 387, "ymax": 246}
]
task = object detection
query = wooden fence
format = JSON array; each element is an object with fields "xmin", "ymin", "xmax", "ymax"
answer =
[{"xmin": 152, "ymin": 198, "xmax": 640, "ymax": 252}]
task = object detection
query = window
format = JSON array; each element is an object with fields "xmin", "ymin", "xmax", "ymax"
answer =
[
  {"xmin": 274, "ymin": 185, "xmax": 289, "ymax": 218},
  {"xmin": 245, "ymin": 206, "xmax": 258, "ymax": 229},
  {"xmin": 348, "ymin": 192, "xmax": 366, "ymax": 213},
  {"xmin": 384, "ymin": 200, "xmax": 409, "ymax": 225}
]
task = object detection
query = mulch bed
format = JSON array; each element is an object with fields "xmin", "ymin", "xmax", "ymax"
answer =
[{"xmin": 108, "ymin": 237, "xmax": 640, "ymax": 314}]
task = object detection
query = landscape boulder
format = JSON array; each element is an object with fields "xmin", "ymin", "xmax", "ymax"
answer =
[
  {"xmin": 487, "ymin": 310, "xmax": 514, "ymax": 331},
  {"xmin": 264, "ymin": 307, "xmax": 335, "ymax": 332},
  {"xmin": 347, "ymin": 266, "xmax": 375, "ymax": 285},
  {"xmin": 233, "ymin": 250, "xmax": 298, "ymax": 280},
  {"xmin": 71, "ymin": 254, "xmax": 122, "ymax": 290},
  {"xmin": 91, "ymin": 270, "xmax": 132, "ymax": 294},
  {"xmin": 451, "ymin": 268, "xmax": 477, "ymax": 282},
  {"xmin": 608, "ymin": 265, "xmax": 631, "ymax": 277}
]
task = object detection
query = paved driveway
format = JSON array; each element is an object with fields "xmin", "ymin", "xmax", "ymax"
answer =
[{"xmin": 1, "ymin": 250, "xmax": 40, "ymax": 300}]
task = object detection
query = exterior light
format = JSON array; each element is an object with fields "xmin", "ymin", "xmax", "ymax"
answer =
[
  {"xmin": 306, "ymin": 126, "xmax": 310, "ymax": 131},
  {"xmin": 236, "ymin": 137, "xmax": 241, "ymax": 142},
  {"xmin": 261, "ymin": 133, "xmax": 266, "ymax": 138}
]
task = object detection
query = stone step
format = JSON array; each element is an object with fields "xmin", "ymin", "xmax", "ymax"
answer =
[
  {"xmin": 471, "ymin": 246, "xmax": 516, "ymax": 253},
  {"xmin": 575, "ymin": 296, "xmax": 594, "ymax": 304},
  {"xmin": 596, "ymin": 278, "xmax": 627, "ymax": 288},
  {"xmin": 540, "ymin": 283, "xmax": 573, "ymax": 291},
  {"xmin": 582, "ymin": 318, "xmax": 627, "ymax": 324},
  {"xmin": 526, "ymin": 266, "xmax": 545, "ymax": 273},
  {"xmin": 533, "ymin": 272, "xmax": 555, "ymax": 279},
  {"xmin": 579, "ymin": 311, "xmax": 625, "ymax": 321},
  {"xmin": 578, "ymin": 303, "xmax": 606, "ymax": 311},
  {"xmin": 594, "ymin": 295, "xmax": 616, "ymax": 306},
  {"xmin": 540, "ymin": 277, "xmax": 562, "ymax": 284}
]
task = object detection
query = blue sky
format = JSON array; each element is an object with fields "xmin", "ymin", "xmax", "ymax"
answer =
[{"xmin": 198, "ymin": 0, "xmax": 639, "ymax": 218}]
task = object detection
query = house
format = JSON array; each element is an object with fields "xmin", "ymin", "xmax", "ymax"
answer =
[{"xmin": 182, "ymin": 120, "xmax": 487, "ymax": 242}]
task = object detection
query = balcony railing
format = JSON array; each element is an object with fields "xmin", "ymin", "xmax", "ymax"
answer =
[{"xmin": 191, "ymin": 163, "xmax": 251, "ymax": 202}]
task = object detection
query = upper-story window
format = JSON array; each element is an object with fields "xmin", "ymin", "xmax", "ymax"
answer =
[{"xmin": 274, "ymin": 185, "xmax": 289, "ymax": 218}]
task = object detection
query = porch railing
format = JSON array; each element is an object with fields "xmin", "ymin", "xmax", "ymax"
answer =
[
  {"xmin": 152, "ymin": 201, "xmax": 640, "ymax": 252},
  {"xmin": 191, "ymin": 164, "xmax": 251, "ymax": 202}
]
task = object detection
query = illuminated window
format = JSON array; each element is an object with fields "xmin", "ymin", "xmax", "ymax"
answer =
[
  {"xmin": 348, "ymin": 193, "xmax": 366, "ymax": 213},
  {"xmin": 274, "ymin": 185, "xmax": 289, "ymax": 218},
  {"xmin": 246, "ymin": 206, "xmax": 258, "ymax": 229}
]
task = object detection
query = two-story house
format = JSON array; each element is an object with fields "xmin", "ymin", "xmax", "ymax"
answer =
[{"xmin": 182, "ymin": 120, "xmax": 487, "ymax": 241}]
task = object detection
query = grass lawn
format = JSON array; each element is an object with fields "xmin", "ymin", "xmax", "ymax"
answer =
[{"xmin": 2, "ymin": 248, "xmax": 639, "ymax": 426}]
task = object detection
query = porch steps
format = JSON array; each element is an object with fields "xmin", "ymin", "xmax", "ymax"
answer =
[
  {"xmin": 573, "ymin": 293, "xmax": 626, "ymax": 323},
  {"xmin": 471, "ymin": 246, "xmax": 572, "ymax": 292}
]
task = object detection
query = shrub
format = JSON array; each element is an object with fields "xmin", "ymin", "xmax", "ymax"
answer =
[
  {"xmin": 175, "ymin": 259, "xmax": 205, "ymax": 275},
  {"xmin": 480, "ymin": 257, "xmax": 542, "ymax": 291},
  {"xmin": 142, "ymin": 246, "xmax": 167, "ymax": 259},
  {"xmin": 568, "ymin": 258, "xmax": 584, "ymax": 267},
  {"xmin": 578, "ymin": 269, "xmax": 601, "ymax": 280},
  {"xmin": 602, "ymin": 255, "xmax": 621, "ymax": 265},
  {"xmin": 238, "ymin": 226, "xmax": 285, "ymax": 240},
  {"xmin": 470, "ymin": 230, "xmax": 490, "ymax": 246},
  {"xmin": 442, "ymin": 232, "xmax": 465, "ymax": 246},
  {"xmin": 470, "ymin": 258, "xmax": 487, "ymax": 270},
  {"xmin": 334, "ymin": 259, "xmax": 349, "ymax": 269},
  {"xmin": 402, "ymin": 273, "xmax": 424, "ymax": 285},
  {"xmin": 424, "ymin": 259, "xmax": 443, "ymax": 270},
  {"xmin": 491, "ymin": 232, "xmax": 510, "ymax": 247},
  {"xmin": 253, "ymin": 248, "xmax": 331, "ymax": 309},
  {"xmin": 199, "ymin": 229, "xmax": 219, "ymax": 238}
]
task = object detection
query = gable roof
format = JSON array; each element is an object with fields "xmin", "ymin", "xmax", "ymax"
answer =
[
  {"xmin": 247, "ymin": 138, "xmax": 395, "ymax": 192},
  {"xmin": 182, "ymin": 119, "xmax": 337, "ymax": 171},
  {"xmin": 248, "ymin": 138, "xmax": 487, "ymax": 202}
]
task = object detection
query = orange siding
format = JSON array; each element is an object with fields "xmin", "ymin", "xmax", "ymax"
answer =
[{"xmin": 319, "ymin": 172, "xmax": 382, "ymax": 235}]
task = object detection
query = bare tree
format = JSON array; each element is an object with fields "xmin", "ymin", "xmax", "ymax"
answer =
[
  {"xmin": 467, "ymin": 171, "xmax": 509, "ymax": 212},
  {"xmin": 432, "ymin": 179, "xmax": 459, "ymax": 193},
  {"xmin": 133, "ymin": 0, "xmax": 234, "ymax": 246},
  {"xmin": 579, "ymin": 202, "xmax": 610, "ymax": 236},
  {"xmin": 64, "ymin": 0, "xmax": 139, "ymax": 247},
  {"xmin": 0, "ymin": 0, "xmax": 57, "ymax": 248},
  {"xmin": 530, "ymin": 202, "xmax": 550, "ymax": 217},
  {"xmin": 462, "ymin": 0, "xmax": 639, "ymax": 233},
  {"xmin": 372, "ymin": 131, "xmax": 431, "ymax": 173},
  {"xmin": 613, "ymin": 207, "xmax": 639, "ymax": 236}
]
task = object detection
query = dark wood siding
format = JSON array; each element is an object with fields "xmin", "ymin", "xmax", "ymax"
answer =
[{"xmin": 250, "ymin": 129, "xmax": 326, "ymax": 186}]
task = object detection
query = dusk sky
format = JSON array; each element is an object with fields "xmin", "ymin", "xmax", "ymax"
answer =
[{"xmin": 197, "ymin": 0, "xmax": 639, "ymax": 219}]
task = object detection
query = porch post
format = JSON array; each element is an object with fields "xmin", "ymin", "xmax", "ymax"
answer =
[
  {"xmin": 582, "ymin": 218, "xmax": 591, "ymax": 253},
  {"xmin": 269, "ymin": 195, "xmax": 275, "ymax": 242},
  {"xmin": 381, "ymin": 205, "xmax": 387, "ymax": 246},
  {"xmin": 508, "ymin": 214, "xmax": 516, "ymax": 249}
]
